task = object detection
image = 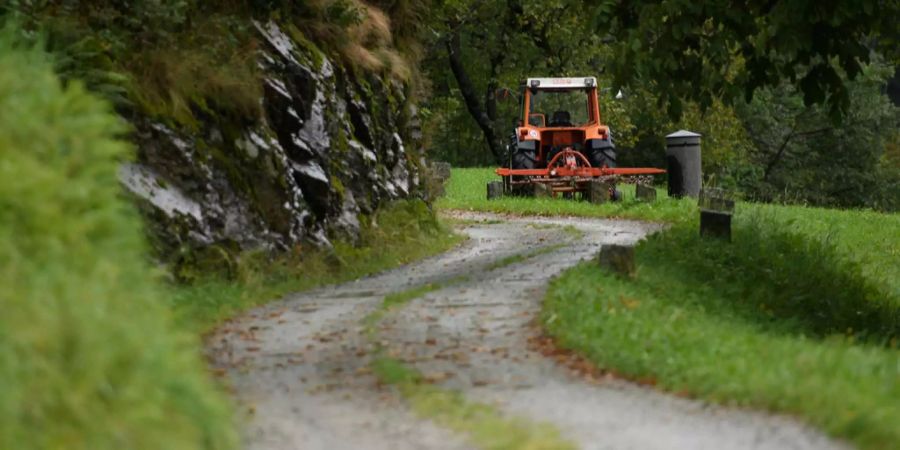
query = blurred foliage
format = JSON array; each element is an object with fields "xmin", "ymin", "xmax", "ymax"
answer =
[
  {"xmin": 0, "ymin": 25, "xmax": 238, "ymax": 450},
  {"xmin": 596, "ymin": 0, "xmax": 900, "ymax": 121},
  {"xmin": 736, "ymin": 60, "xmax": 900, "ymax": 210}
]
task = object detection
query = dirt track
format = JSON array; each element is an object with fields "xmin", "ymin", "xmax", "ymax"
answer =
[{"xmin": 208, "ymin": 211, "xmax": 846, "ymax": 450}]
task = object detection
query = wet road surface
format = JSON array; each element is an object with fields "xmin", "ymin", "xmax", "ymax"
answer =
[{"xmin": 208, "ymin": 211, "xmax": 846, "ymax": 450}]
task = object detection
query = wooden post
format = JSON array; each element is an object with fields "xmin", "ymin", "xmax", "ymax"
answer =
[
  {"xmin": 486, "ymin": 181, "xmax": 503, "ymax": 200},
  {"xmin": 698, "ymin": 189, "xmax": 734, "ymax": 241},
  {"xmin": 635, "ymin": 184, "xmax": 657, "ymax": 201},
  {"xmin": 597, "ymin": 244, "xmax": 635, "ymax": 277},
  {"xmin": 587, "ymin": 180, "xmax": 611, "ymax": 204}
]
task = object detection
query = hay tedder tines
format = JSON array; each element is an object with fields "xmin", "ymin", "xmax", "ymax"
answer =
[{"xmin": 491, "ymin": 77, "xmax": 664, "ymax": 200}]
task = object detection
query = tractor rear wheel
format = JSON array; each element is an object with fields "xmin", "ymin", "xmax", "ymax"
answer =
[
  {"xmin": 511, "ymin": 150, "xmax": 536, "ymax": 196},
  {"xmin": 588, "ymin": 148, "xmax": 616, "ymax": 168},
  {"xmin": 512, "ymin": 150, "xmax": 535, "ymax": 170}
]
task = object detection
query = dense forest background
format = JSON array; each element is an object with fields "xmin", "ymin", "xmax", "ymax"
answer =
[
  {"xmin": 2, "ymin": 0, "xmax": 898, "ymax": 212},
  {"xmin": 419, "ymin": 0, "xmax": 899, "ymax": 211}
]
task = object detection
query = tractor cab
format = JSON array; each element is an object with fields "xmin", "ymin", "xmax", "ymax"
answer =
[
  {"xmin": 492, "ymin": 76, "xmax": 665, "ymax": 199},
  {"xmin": 513, "ymin": 77, "xmax": 616, "ymax": 171}
]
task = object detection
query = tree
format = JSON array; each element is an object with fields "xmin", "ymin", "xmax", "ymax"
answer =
[
  {"xmin": 424, "ymin": 0, "xmax": 606, "ymax": 165},
  {"xmin": 735, "ymin": 61, "xmax": 899, "ymax": 209},
  {"xmin": 595, "ymin": 0, "xmax": 900, "ymax": 120}
]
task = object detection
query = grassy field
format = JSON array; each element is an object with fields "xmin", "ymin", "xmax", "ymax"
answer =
[{"xmin": 442, "ymin": 168, "xmax": 900, "ymax": 449}]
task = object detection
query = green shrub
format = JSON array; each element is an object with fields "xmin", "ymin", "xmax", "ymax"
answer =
[{"xmin": 0, "ymin": 27, "xmax": 237, "ymax": 450}]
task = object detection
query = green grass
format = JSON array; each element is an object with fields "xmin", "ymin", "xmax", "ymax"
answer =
[
  {"xmin": 171, "ymin": 200, "xmax": 464, "ymax": 333},
  {"xmin": 440, "ymin": 167, "xmax": 900, "ymax": 448},
  {"xmin": 542, "ymin": 207, "xmax": 899, "ymax": 449},
  {"xmin": 437, "ymin": 167, "xmax": 693, "ymax": 222},
  {"xmin": 0, "ymin": 28, "xmax": 236, "ymax": 450}
]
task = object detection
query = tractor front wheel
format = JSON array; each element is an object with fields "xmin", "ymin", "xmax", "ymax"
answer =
[{"xmin": 511, "ymin": 150, "xmax": 536, "ymax": 196}]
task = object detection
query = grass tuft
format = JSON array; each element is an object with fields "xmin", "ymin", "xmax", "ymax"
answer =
[{"xmin": 372, "ymin": 357, "xmax": 577, "ymax": 450}]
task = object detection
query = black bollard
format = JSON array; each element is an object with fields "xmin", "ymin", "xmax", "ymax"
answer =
[{"xmin": 666, "ymin": 130, "xmax": 702, "ymax": 198}]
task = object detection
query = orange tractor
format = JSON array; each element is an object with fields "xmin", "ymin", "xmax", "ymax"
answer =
[{"xmin": 492, "ymin": 77, "xmax": 664, "ymax": 199}]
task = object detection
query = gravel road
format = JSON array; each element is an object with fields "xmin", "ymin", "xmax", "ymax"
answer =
[{"xmin": 208, "ymin": 211, "xmax": 846, "ymax": 450}]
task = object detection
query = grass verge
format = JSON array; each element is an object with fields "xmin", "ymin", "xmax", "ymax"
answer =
[
  {"xmin": 543, "ymin": 209, "xmax": 899, "ymax": 449},
  {"xmin": 171, "ymin": 200, "xmax": 464, "ymax": 333}
]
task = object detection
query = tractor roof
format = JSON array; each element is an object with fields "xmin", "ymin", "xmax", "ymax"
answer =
[{"xmin": 525, "ymin": 77, "xmax": 597, "ymax": 89}]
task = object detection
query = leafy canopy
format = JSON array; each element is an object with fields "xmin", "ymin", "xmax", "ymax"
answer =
[{"xmin": 595, "ymin": 0, "xmax": 900, "ymax": 120}]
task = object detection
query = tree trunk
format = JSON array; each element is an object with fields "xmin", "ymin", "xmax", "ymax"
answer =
[{"xmin": 447, "ymin": 30, "xmax": 505, "ymax": 165}]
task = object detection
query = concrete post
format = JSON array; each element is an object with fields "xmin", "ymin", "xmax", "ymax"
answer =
[
  {"xmin": 635, "ymin": 184, "xmax": 657, "ymax": 201},
  {"xmin": 587, "ymin": 180, "xmax": 611, "ymax": 204},
  {"xmin": 486, "ymin": 181, "xmax": 503, "ymax": 200},
  {"xmin": 698, "ymin": 188, "xmax": 735, "ymax": 241},
  {"xmin": 665, "ymin": 130, "xmax": 702, "ymax": 198}
]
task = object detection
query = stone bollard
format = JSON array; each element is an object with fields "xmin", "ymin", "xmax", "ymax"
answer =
[
  {"xmin": 587, "ymin": 180, "xmax": 611, "ymax": 204},
  {"xmin": 666, "ymin": 130, "xmax": 702, "ymax": 198},
  {"xmin": 698, "ymin": 188, "xmax": 734, "ymax": 241},
  {"xmin": 486, "ymin": 181, "xmax": 503, "ymax": 200},
  {"xmin": 428, "ymin": 161, "xmax": 452, "ymax": 197},
  {"xmin": 534, "ymin": 183, "xmax": 552, "ymax": 198},
  {"xmin": 597, "ymin": 244, "xmax": 636, "ymax": 277},
  {"xmin": 635, "ymin": 184, "xmax": 657, "ymax": 201},
  {"xmin": 431, "ymin": 161, "xmax": 452, "ymax": 182}
]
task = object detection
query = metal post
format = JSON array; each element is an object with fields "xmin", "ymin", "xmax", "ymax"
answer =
[{"xmin": 665, "ymin": 130, "xmax": 702, "ymax": 198}]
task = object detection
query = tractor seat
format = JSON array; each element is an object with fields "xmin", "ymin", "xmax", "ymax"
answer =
[{"xmin": 550, "ymin": 110, "xmax": 572, "ymax": 127}]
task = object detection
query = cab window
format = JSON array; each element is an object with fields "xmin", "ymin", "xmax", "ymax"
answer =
[{"xmin": 529, "ymin": 89, "xmax": 590, "ymax": 127}]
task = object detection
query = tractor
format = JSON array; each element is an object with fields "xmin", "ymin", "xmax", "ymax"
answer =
[{"xmin": 491, "ymin": 77, "xmax": 664, "ymax": 200}]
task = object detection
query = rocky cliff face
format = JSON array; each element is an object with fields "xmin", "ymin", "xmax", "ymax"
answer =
[{"xmin": 119, "ymin": 21, "xmax": 425, "ymax": 257}]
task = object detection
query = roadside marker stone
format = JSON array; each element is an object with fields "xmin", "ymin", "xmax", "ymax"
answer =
[
  {"xmin": 597, "ymin": 244, "xmax": 636, "ymax": 277},
  {"xmin": 698, "ymin": 188, "xmax": 734, "ymax": 241}
]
